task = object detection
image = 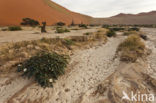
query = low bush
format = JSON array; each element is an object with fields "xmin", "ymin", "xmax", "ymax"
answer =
[
  {"xmin": 84, "ymin": 32, "xmax": 92, "ymax": 35},
  {"xmin": 63, "ymin": 39, "xmax": 75, "ymax": 46},
  {"xmin": 95, "ymin": 32, "xmax": 107, "ymax": 40},
  {"xmin": 21, "ymin": 18, "xmax": 39, "ymax": 26},
  {"xmin": 1, "ymin": 28, "xmax": 8, "ymax": 31},
  {"xmin": 64, "ymin": 28, "xmax": 70, "ymax": 32},
  {"xmin": 56, "ymin": 28, "xmax": 70, "ymax": 33},
  {"xmin": 17, "ymin": 52, "xmax": 69, "ymax": 87},
  {"xmin": 102, "ymin": 25, "xmax": 110, "ymax": 28},
  {"xmin": 56, "ymin": 22, "xmax": 65, "ymax": 26},
  {"xmin": 118, "ymin": 35, "xmax": 145, "ymax": 62},
  {"xmin": 140, "ymin": 34, "xmax": 148, "ymax": 40},
  {"xmin": 89, "ymin": 24, "xmax": 98, "ymax": 27},
  {"xmin": 79, "ymin": 24, "xmax": 87, "ymax": 29},
  {"xmin": 8, "ymin": 26, "xmax": 22, "ymax": 31},
  {"xmin": 128, "ymin": 27, "xmax": 140, "ymax": 31},
  {"xmin": 71, "ymin": 28, "xmax": 79, "ymax": 30},
  {"xmin": 110, "ymin": 27, "xmax": 125, "ymax": 31},
  {"xmin": 106, "ymin": 29, "xmax": 116, "ymax": 37}
]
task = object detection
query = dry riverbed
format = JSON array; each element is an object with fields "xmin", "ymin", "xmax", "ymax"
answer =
[
  {"xmin": 1, "ymin": 28, "xmax": 156, "ymax": 103},
  {"xmin": 0, "ymin": 34, "xmax": 124, "ymax": 103}
]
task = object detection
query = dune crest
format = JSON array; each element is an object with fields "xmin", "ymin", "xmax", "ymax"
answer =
[{"xmin": 0, "ymin": 0, "xmax": 91, "ymax": 26}]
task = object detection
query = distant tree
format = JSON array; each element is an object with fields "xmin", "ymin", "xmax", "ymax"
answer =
[
  {"xmin": 79, "ymin": 22, "xmax": 87, "ymax": 29},
  {"xmin": 41, "ymin": 22, "xmax": 47, "ymax": 33},
  {"xmin": 71, "ymin": 20, "xmax": 75, "ymax": 26},
  {"xmin": 21, "ymin": 18, "xmax": 39, "ymax": 26},
  {"xmin": 56, "ymin": 22, "xmax": 65, "ymax": 26}
]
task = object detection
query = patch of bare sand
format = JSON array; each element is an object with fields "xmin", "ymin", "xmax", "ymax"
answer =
[
  {"xmin": 76, "ymin": 28, "xmax": 156, "ymax": 103},
  {"xmin": 0, "ymin": 27, "xmax": 97, "ymax": 45},
  {"xmin": 78, "ymin": 61, "xmax": 156, "ymax": 103},
  {"xmin": 141, "ymin": 28, "xmax": 156, "ymax": 78}
]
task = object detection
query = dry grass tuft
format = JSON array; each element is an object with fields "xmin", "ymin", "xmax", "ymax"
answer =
[
  {"xmin": 0, "ymin": 38, "xmax": 70, "ymax": 72},
  {"xmin": 123, "ymin": 31, "xmax": 142, "ymax": 36},
  {"xmin": 118, "ymin": 35, "xmax": 146, "ymax": 62},
  {"xmin": 0, "ymin": 30, "xmax": 107, "ymax": 73}
]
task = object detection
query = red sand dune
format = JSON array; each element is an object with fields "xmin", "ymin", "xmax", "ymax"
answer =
[{"xmin": 0, "ymin": 0, "xmax": 92, "ymax": 26}]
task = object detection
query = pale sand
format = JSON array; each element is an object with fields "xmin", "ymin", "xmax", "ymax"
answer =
[
  {"xmin": 142, "ymin": 28, "xmax": 156, "ymax": 78},
  {"xmin": 0, "ymin": 27, "xmax": 98, "ymax": 45}
]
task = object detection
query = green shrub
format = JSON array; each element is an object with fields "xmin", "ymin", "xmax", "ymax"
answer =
[
  {"xmin": 1, "ymin": 28, "xmax": 8, "ymax": 31},
  {"xmin": 89, "ymin": 24, "xmax": 98, "ymax": 27},
  {"xmin": 21, "ymin": 18, "xmax": 39, "ymax": 26},
  {"xmin": 128, "ymin": 27, "xmax": 140, "ymax": 31},
  {"xmin": 17, "ymin": 52, "xmax": 69, "ymax": 87},
  {"xmin": 56, "ymin": 28, "xmax": 70, "ymax": 33},
  {"xmin": 84, "ymin": 32, "xmax": 92, "ymax": 35},
  {"xmin": 63, "ymin": 39, "xmax": 74, "ymax": 46},
  {"xmin": 106, "ymin": 29, "xmax": 116, "ymax": 37},
  {"xmin": 79, "ymin": 24, "xmax": 87, "ymax": 29},
  {"xmin": 118, "ymin": 35, "xmax": 145, "ymax": 62},
  {"xmin": 64, "ymin": 28, "xmax": 70, "ymax": 32},
  {"xmin": 140, "ymin": 34, "xmax": 148, "ymax": 40},
  {"xmin": 56, "ymin": 22, "xmax": 65, "ymax": 26},
  {"xmin": 110, "ymin": 27, "xmax": 125, "ymax": 31},
  {"xmin": 102, "ymin": 25, "xmax": 110, "ymax": 28},
  {"xmin": 56, "ymin": 28, "xmax": 64, "ymax": 33},
  {"xmin": 8, "ymin": 26, "xmax": 22, "ymax": 31}
]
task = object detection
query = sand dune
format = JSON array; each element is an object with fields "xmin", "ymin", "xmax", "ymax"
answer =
[
  {"xmin": 91, "ymin": 11, "xmax": 156, "ymax": 25},
  {"xmin": 0, "ymin": 0, "xmax": 91, "ymax": 26},
  {"xmin": 1, "ymin": 0, "xmax": 156, "ymax": 26}
]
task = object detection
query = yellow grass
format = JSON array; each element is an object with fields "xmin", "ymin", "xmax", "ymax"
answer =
[
  {"xmin": 118, "ymin": 35, "xmax": 145, "ymax": 62},
  {"xmin": 0, "ymin": 30, "xmax": 107, "ymax": 73}
]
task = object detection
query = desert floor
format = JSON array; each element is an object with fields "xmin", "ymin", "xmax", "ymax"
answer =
[
  {"xmin": 0, "ymin": 26, "xmax": 98, "ymax": 45},
  {"xmin": 0, "ymin": 27, "xmax": 156, "ymax": 103}
]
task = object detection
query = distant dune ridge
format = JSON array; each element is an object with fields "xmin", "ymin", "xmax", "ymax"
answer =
[
  {"xmin": 0, "ymin": 0, "xmax": 91, "ymax": 26},
  {"xmin": 0, "ymin": 0, "xmax": 156, "ymax": 26},
  {"xmin": 91, "ymin": 11, "xmax": 156, "ymax": 25}
]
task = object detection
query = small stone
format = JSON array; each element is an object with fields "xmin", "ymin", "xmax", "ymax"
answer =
[
  {"xmin": 65, "ymin": 88, "xmax": 70, "ymax": 92},
  {"xmin": 49, "ymin": 78, "xmax": 53, "ymax": 83},
  {"xmin": 23, "ymin": 68, "xmax": 27, "ymax": 72},
  {"xmin": 56, "ymin": 98, "xmax": 59, "ymax": 101}
]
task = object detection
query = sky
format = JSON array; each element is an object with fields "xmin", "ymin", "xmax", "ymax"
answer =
[{"xmin": 52, "ymin": 0, "xmax": 156, "ymax": 17}]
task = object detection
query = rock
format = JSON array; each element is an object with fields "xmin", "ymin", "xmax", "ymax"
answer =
[{"xmin": 65, "ymin": 88, "xmax": 70, "ymax": 92}]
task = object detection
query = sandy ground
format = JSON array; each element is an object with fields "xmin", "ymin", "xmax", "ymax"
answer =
[
  {"xmin": 142, "ymin": 28, "xmax": 156, "ymax": 78},
  {"xmin": 0, "ymin": 27, "xmax": 97, "ymax": 45},
  {"xmin": 77, "ymin": 28, "xmax": 156, "ymax": 103},
  {"xmin": 2, "ymin": 28, "xmax": 156, "ymax": 103},
  {"xmin": 0, "ymin": 33, "xmax": 124, "ymax": 103}
]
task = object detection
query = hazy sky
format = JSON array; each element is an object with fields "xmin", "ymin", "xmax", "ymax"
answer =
[{"xmin": 52, "ymin": 0, "xmax": 156, "ymax": 17}]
